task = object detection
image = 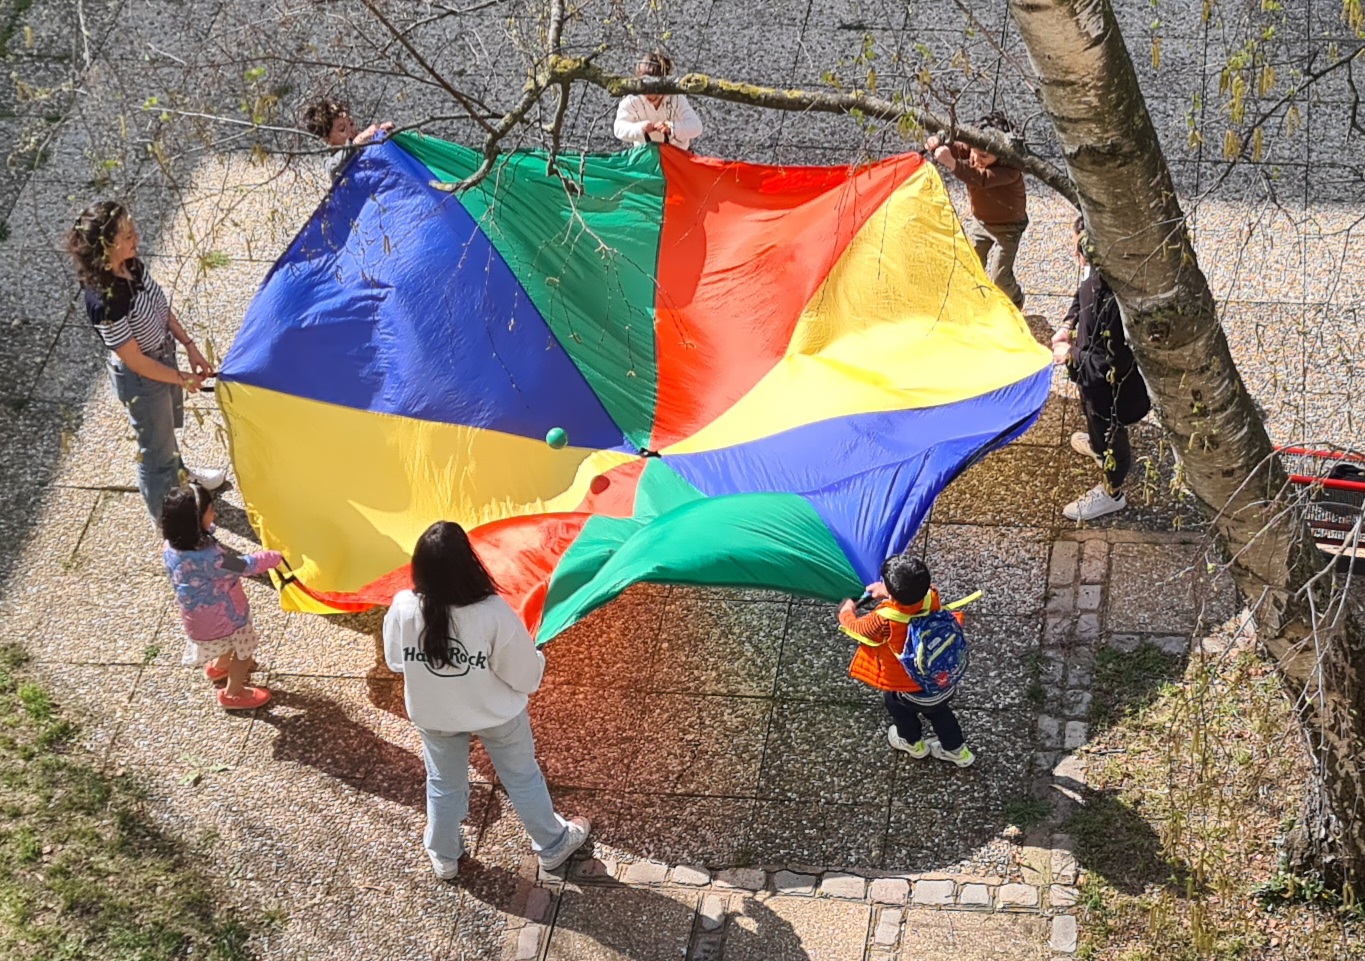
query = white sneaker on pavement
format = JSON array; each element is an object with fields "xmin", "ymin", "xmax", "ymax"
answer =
[
  {"xmin": 1063, "ymin": 485, "xmax": 1127, "ymax": 522},
  {"xmin": 188, "ymin": 467, "xmax": 228, "ymax": 491},
  {"xmin": 887, "ymin": 725, "xmax": 930, "ymax": 758},
  {"xmin": 428, "ymin": 851, "xmax": 460, "ymax": 880},
  {"xmin": 1070, "ymin": 431, "xmax": 1101, "ymax": 465},
  {"xmin": 930, "ymin": 741, "xmax": 976, "ymax": 768},
  {"xmin": 538, "ymin": 816, "xmax": 592, "ymax": 871}
]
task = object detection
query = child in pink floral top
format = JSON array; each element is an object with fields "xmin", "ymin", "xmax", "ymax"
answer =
[{"xmin": 161, "ymin": 484, "xmax": 282, "ymax": 710}]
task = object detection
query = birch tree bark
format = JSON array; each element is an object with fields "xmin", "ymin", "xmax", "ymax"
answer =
[{"xmin": 1008, "ymin": 0, "xmax": 1365, "ymax": 888}]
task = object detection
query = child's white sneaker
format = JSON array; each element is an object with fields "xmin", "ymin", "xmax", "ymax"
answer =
[
  {"xmin": 930, "ymin": 741, "xmax": 976, "ymax": 768},
  {"xmin": 887, "ymin": 726, "xmax": 930, "ymax": 758},
  {"xmin": 539, "ymin": 816, "xmax": 592, "ymax": 871}
]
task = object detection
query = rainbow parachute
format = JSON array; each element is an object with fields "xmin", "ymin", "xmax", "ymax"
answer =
[{"xmin": 218, "ymin": 134, "xmax": 1050, "ymax": 641}]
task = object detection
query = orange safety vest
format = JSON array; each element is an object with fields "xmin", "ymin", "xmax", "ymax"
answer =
[{"xmin": 840, "ymin": 590, "xmax": 941, "ymax": 693}]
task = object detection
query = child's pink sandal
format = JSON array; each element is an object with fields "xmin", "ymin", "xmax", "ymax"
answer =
[
  {"xmin": 204, "ymin": 658, "xmax": 257, "ymax": 684},
  {"xmin": 217, "ymin": 686, "xmax": 271, "ymax": 711}
]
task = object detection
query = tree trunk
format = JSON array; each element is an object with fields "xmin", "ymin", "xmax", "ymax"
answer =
[{"xmin": 1007, "ymin": 0, "xmax": 1365, "ymax": 888}]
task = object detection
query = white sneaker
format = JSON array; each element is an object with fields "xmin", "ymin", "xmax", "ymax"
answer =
[
  {"xmin": 887, "ymin": 725, "xmax": 930, "ymax": 758},
  {"xmin": 930, "ymin": 741, "xmax": 976, "ymax": 768},
  {"xmin": 428, "ymin": 851, "xmax": 460, "ymax": 880},
  {"xmin": 538, "ymin": 816, "xmax": 591, "ymax": 871},
  {"xmin": 187, "ymin": 467, "xmax": 228, "ymax": 491},
  {"xmin": 1070, "ymin": 432, "xmax": 1101, "ymax": 465},
  {"xmin": 1063, "ymin": 485, "xmax": 1127, "ymax": 522}
]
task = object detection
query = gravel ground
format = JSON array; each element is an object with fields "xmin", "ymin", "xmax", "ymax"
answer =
[{"xmin": 0, "ymin": 1, "xmax": 1359, "ymax": 958}]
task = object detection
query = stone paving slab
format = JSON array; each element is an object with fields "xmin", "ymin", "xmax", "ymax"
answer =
[
  {"xmin": 934, "ymin": 446, "xmax": 1072, "ymax": 530},
  {"xmin": 955, "ymin": 615, "xmax": 1045, "ymax": 712},
  {"xmin": 629, "ymin": 692, "xmax": 769, "ymax": 795},
  {"xmin": 760, "ymin": 700, "xmax": 894, "ymax": 803},
  {"xmin": 777, "ymin": 602, "xmax": 879, "ymax": 702},
  {"xmin": 898, "ymin": 909, "xmax": 1051, "ymax": 961},
  {"xmin": 601, "ymin": 794, "xmax": 756, "ymax": 867},
  {"xmin": 528, "ymin": 683, "xmax": 649, "ymax": 790},
  {"xmin": 652, "ymin": 594, "xmax": 788, "ymax": 696},
  {"xmin": 924, "ymin": 524, "xmax": 1051, "ymax": 618},
  {"xmin": 543, "ymin": 885, "xmax": 699, "ymax": 960},
  {"xmin": 535, "ymin": 585, "xmax": 668, "ymax": 691},
  {"xmin": 726, "ymin": 895, "xmax": 872, "ymax": 961},
  {"xmin": 1106, "ymin": 541, "xmax": 1239, "ymax": 635},
  {"xmin": 745, "ymin": 799, "xmax": 887, "ymax": 868}
]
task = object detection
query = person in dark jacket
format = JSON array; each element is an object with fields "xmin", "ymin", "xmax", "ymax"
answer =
[{"xmin": 1051, "ymin": 217, "xmax": 1151, "ymax": 521}]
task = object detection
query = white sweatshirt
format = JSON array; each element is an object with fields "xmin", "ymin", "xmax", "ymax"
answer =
[
  {"xmin": 383, "ymin": 590, "xmax": 545, "ymax": 733},
  {"xmin": 614, "ymin": 94, "xmax": 704, "ymax": 151}
]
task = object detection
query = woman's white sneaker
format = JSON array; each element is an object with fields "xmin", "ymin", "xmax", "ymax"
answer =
[
  {"xmin": 187, "ymin": 467, "xmax": 228, "ymax": 491},
  {"xmin": 428, "ymin": 852, "xmax": 460, "ymax": 880},
  {"xmin": 1070, "ymin": 432, "xmax": 1101, "ymax": 465},
  {"xmin": 539, "ymin": 816, "xmax": 592, "ymax": 871},
  {"xmin": 1063, "ymin": 485, "xmax": 1126, "ymax": 522}
]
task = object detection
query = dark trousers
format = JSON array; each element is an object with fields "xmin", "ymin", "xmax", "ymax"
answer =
[
  {"xmin": 884, "ymin": 691, "xmax": 965, "ymax": 752},
  {"xmin": 1083, "ymin": 400, "xmax": 1131, "ymax": 494}
]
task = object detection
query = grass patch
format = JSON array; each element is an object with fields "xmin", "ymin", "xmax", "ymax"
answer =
[
  {"xmin": 1069, "ymin": 644, "xmax": 1361, "ymax": 960},
  {"xmin": 1003, "ymin": 794, "xmax": 1051, "ymax": 830},
  {"xmin": 1089, "ymin": 643, "xmax": 1184, "ymax": 728},
  {"xmin": 0, "ymin": 644, "xmax": 271, "ymax": 960}
]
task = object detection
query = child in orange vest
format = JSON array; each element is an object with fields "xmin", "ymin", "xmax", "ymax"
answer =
[{"xmin": 837, "ymin": 554, "xmax": 975, "ymax": 767}]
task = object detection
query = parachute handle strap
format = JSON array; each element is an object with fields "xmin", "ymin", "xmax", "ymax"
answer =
[
  {"xmin": 907, "ymin": 589, "xmax": 984, "ymax": 619},
  {"xmin": 944, "ymin": 589, "xmax": 984, "ymax": 612},
  {"xmin": 270, "ymin": 554, "xmax": 299, "ymax": 591}
]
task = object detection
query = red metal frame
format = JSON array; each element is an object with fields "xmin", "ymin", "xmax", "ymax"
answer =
[
  {"xmin": 1278, "ymin": 446, "xmax": 1365, "ymax": 493},
  {"xmin": 1276, "ymin": 447, "xmax": 1365, "ymax": 553}
]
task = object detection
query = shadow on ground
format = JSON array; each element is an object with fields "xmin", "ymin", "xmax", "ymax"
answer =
[
  {"xmin": 267, "ymin": 559, "xmax": 1177, "ymax": 883},
  {"xmin": 1060, "ymin": 779, "xmax": 1197, "ymax": 897},
  {"xmin": 457, "ymin": 859, "xmax": 815, "ymax": 961}
]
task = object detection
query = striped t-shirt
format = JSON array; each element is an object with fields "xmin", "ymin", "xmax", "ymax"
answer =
[{"xmin": 84, "ymin": 260, "xmax": 172, "ymax": 353}]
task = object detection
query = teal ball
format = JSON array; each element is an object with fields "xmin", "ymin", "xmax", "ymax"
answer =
[{"xmin": 545, "ymin": 427, "xmax": 569, "ymax": 449}]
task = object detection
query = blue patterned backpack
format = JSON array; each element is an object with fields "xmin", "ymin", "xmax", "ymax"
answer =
[{"xmin": 897, "ymin": 606, "xmax": 970, "ymax": 706}]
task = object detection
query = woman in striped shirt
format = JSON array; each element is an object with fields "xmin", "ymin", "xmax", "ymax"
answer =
[{"xmin": 67, "ymin": 201, "xmax": 226, "ymax": 521}]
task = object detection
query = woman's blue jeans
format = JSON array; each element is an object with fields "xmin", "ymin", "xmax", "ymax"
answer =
[
  {"xmin": 418, "ymin": 710, "xmax": 568, "ymax": 873},
  {"xmin": 108, "ymin": 339, "xmax": 185, "ymax": 521}
]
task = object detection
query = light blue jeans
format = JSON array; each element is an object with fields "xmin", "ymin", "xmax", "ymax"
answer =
[
  {"xmin": 419, "ymin": 709, "xmax": 568, "ymax": 872},
  {"xmin": 109, "ymin": 338, "xmax": 185, "ymax": 521}
]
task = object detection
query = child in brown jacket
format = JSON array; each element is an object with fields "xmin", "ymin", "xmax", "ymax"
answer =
[{"xmin": 926, "ymin": 112, "xmax": 1029, "ymax": 309}]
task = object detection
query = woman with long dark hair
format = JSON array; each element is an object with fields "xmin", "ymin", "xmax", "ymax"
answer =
[
  {"xmin": 383, "ymin": 521, "xmax": 590, "ymax": 880},
  {"xmin": 66, "ymin": 201, "xmax": 225, "ymax": 521}
]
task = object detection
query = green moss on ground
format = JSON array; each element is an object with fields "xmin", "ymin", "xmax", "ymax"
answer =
[{"xmin": 0, "ymin": 644, "xmax": 272, "ymax": 960}]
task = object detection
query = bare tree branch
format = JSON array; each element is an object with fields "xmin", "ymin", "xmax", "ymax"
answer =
[
  {"xmin": 442, "ymin": 80, "xmax": 548, "ymax": 191},
  {"xmin": 448, "ymin": 53, "xmax": 1080, "ymax": 203},
  {"xmin": 546, "ymin": 80, "xmax": 571, "ymax": 177},
  {"xmin": 360, "ymin": 0, "xmax": 498, "ymax": 135},
  {"xmin": 947, "ymin": 0, "xmax": 1039, "ymax": 99},
  {"xmin": 547, "ymin": 0, "xmax": 567, "ymax": 55},
  {"xmin": 1207, "ymin": 42, "xmax": 1365, "ymax": 196}
]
